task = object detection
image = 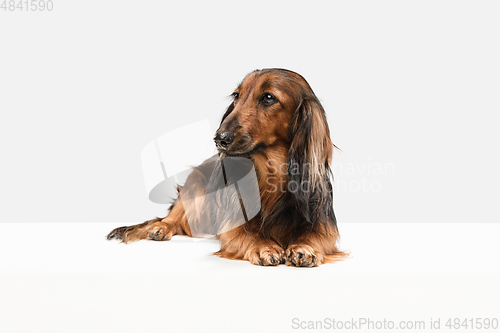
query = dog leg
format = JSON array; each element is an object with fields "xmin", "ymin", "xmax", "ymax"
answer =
[
  {"xmin": 216, "ymin": 225, "xmax": 285, "ymax": 266},
  {"xmin": 285, "ymin": 225, "xmax": 347, "ymax": 267},
  {"xmin": 106, "ymin": 203, "xmax": 191, "ymax": 243}
]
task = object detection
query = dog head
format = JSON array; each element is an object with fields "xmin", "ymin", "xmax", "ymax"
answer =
[{"xmin": 215, "ymin": 68, "xmax": 336, "ymax": 230}]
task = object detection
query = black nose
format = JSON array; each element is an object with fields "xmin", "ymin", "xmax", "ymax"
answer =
[{"xmin": 214, "ymin": 131, "xmax": 234, "ymax": 150}]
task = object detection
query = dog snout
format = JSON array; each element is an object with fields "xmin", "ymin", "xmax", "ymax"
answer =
[{"xmin": 214, "ymin": 131, "xmax": 234, "ymax": 150}]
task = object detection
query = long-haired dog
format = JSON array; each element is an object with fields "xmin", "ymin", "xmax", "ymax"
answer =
[{"xmin": 107, "ymin": 68, "xmax": 346, "ymax": 267}]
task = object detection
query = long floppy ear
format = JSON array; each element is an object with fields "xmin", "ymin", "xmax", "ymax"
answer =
[{"xmin": 288, "ymin": 93, "xmax": 337, "ymax": 230}]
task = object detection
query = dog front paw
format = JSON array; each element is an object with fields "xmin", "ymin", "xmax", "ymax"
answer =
[
  {"xmin": 106, "ymin": 226, "xmax": 128, "ymax": 241},
  {"xmin": 245, "ymin": 242, "xmax": 285, "ymax": 266},
  {"xmin": 285, "ymin": 244, "xmax": 322, "ymax": 267},
  {"xmin": 147, "ymin": 222, "xmax": 175, "ymax": 241}
]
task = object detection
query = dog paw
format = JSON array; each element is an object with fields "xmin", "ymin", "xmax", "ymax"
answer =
[
  {"xmin": 285, "ymin": 244, "xmax": 321, "ymax": 267},
  {"xmin": 106, "ymin": 226, "xmax": 128, "ymax": 241},
  {"xmin": 147, "ymin": 222, "xmax": 174, "ymax": 241},
  {"xmin": 106, "ymin": 218, "xmax": 167, "ymax": 243},
  {"xmin": 246, "ymin": 243, "xmax": 285, "ymax": 266}
]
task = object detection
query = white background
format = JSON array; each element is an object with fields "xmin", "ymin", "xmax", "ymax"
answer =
[
  {"xmin": 1, "ymin": 1, "xmax": 499, "ymax": 332},
  {"xmin": 1, "ymin": 0, "xmax": 499, "ymax": 223}
]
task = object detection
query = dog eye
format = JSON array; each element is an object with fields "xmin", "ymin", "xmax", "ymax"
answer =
[
  {"xmin": 261, "ymin": 93, "xmax": 276, "ymax": 106},
  {"xmin": 232, "ymin": 92, "xmax": 239, "ymax": 100}
]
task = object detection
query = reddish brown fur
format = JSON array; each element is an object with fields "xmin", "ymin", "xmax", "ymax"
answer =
[{"xmin": 107, "ymin": 69, "xmax": 347, "ymax": 267}]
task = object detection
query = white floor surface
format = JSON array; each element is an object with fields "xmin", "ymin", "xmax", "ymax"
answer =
[{"xmin": 0, "ymin": 222, "xmax": 499, "ymax": 333}]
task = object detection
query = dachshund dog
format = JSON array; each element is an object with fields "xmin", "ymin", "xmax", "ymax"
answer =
[{"xmin": 107, "ymin": 68, "xmax": 346, "ymax": 267}]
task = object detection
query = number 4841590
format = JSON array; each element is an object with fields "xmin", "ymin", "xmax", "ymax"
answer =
[
  {"xmin": 445, "ymin": 318, "xmax": 499, "ymax": 330},
  {"xmin": 1, "ymin": 0, "xmax": 54, "ymax": 11}
]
